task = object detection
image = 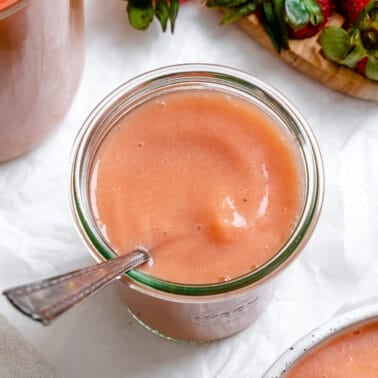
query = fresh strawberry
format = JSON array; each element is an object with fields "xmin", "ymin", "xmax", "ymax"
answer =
[
  {"xmin": 354, "ymin": 56, "xmax": 369, "ymax": 75},
  {"xmin": 337, "ymin": 0, "xmax": 371, "ymax": 24},
  {"xmin": 319, "ymin": 3, "xmax": 378, "ymax": 81},
  {"xmin": 289, "ymin": 0, "xmax": 335, "ymax": 39}
]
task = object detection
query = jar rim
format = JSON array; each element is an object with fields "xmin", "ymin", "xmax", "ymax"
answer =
[{"xmin": 70, "ymin": 64, "xmax": 324, "ymax": 296}]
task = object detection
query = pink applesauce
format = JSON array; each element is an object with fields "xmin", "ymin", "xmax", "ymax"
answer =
[
  {"xmin": 287, "ymin": 321, "xmax": 378, "ymax": 378},
  {"xmin": 0, "ymin": 0, "xmax": 18, "ymax": 10},
  {"xmin": 89, "ymin": 90, "xmax": 304, "ymax": 284},
  {"xmin": 0, "ymin": 0, "xmax": 84, "ymax": 161}
]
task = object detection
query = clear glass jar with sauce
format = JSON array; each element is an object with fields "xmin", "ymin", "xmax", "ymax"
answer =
[
  {"xmin": 70, "ymin": 64, "xmax": 324, "ymax": 342},
  {"xmin": 0, "ymin": 0, "xmax": 84, "ymax": 162}
]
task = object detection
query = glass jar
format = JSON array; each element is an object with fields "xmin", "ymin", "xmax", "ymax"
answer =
[
  {"xmin": 70, "ymin": 64, "xmax": 324, "ymax": 342},
  {"xmin": 0, "ymin": 0, "xmax": 84, "ymax": 162}
]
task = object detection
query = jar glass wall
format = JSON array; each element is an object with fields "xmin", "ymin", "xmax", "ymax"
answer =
[{"xmin": 0, "ymin": 0, "xmax": 84, "ymax": 161}]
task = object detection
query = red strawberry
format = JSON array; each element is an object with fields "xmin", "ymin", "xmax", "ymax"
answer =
[
  {"xmin": 289, "ymin": 0, "xmax": 335, "ymax": 39},
  {"xmin": 337, "ymin": 0, "xmax": 371, "ymax": 24},
  {"xmin": 354, "ymin": 56, "xmax": 369, "ymax": 76},
  {"xmin": 319, "ymin": 4, "xmax": 378, "ymax": 81}
]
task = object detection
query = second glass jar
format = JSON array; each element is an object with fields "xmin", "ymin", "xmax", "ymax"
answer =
[{"xmin": 0, "ymin": 0, "xmax": 84, "ymax": 161}]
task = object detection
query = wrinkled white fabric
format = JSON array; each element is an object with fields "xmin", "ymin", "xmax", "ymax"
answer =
[{"xmin": 0, "ymin": 1, "xmax": 377, "ymax": 377}]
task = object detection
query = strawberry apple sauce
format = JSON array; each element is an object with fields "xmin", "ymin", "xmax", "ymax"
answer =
[
  {"xmin": 89, "ymin": 90, "xmax": 304, "ymax": 284},
  {"xmin": 287, "ymin": 321, "xmax": 378, "ymax": 378},
  {"xmin": 0, "ymin": 0, "xmax": 84, "ymax": 161},
  {"xmin": 0, "ymin": 0, "xmax": 18, "ymax": 10}
]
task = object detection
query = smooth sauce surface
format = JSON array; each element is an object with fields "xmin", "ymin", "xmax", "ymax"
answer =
[
  {"xmin": 0, "ymin": 0, "xmax": 18, "ymax": 11},
  {"xmin": 287, "ymin": 322, "xmax": 378, "ymax": 378},
  {"xmin": 90, "ymin": 90, "xmax": 303, "ymax": 284}
]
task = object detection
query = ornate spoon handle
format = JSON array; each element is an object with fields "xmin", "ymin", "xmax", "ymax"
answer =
[{"xmin": 3, "ymin": 249, "xmax": 150, "ymax": 325}]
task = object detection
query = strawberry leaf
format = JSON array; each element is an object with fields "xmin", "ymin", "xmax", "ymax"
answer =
[
  {"xmin": 206, "ymin": 0, "xmax": 250, "ymax": 8},
  {"xmin": 285, "ymin": 0, "xmax": 323, "ymax": 30},
  {"xmin": 261, "ymin": 0, "xmax": 288, "ymax": 51},
  {"xmin": 273, "ymin": 0, "xmax": 288, "ymax": 48},
  {"xmin": 221, "ymin": 1, "xmax": 259, "ymax": 24},
  {"xmin": 155, "ymin": 0, "xmax": 170, "ymax": 32},
  {"xmin": 366, "ymin": 56, "xmax": 378, "ymax": 80},
  {"xmin": 127, "ymin": 0, "xmax": 154, "ymax": 31},
  {"xmin": 125, "ymin": 0, "xmax": 180, "ymax": 32},
  {"xmin": 170, "ymin": 0, "xmax": 179, "ymax": 32},
  {"xmin": 318, "ymin": 26, "xmax": 352, "ymax": 62},
  {"xmin": 343, "ymin": 45, "xmax": 368, "ymax": 67},
  {"xmin": 285, "ymin": 0, "xmax": 310, "ymax": 30},
  {"xmin": 302, "ymin": 0, "xmax": 323, "ymax": 25},
  {"xmin": 261, "ymin": 0, "xmax": 280, "ymax": 51}
]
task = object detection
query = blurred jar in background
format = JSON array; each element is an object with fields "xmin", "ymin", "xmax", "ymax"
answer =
[{"xmin": 0, "ymin": 0, "xmax": 84, "ymax": 162}]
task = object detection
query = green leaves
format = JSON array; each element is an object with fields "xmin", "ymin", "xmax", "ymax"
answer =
[
  {"xmin": 319, "ymin": 27, "xmax": 367, "ymax": 68},
  {"xmin": 343, "ymin": 29, "xmax": 367, "ymax": 67},
  {"xmin": 285, "ymin": 0, "xmax": 310, "ymax": 30},
  {"xmin": 318, "ymin": 26, "xmax": 352, "ymax": 62},
  {"xmin": 170, "ymin": 0, "xmax": 179, "ymax": 32},
  {"xmin": 126, "ymin": 0, "xmax": 180, "ymax": 32},
  {"xmin": 302, "ymin": 0, "xmax": 323, "ymax": 25},
  {"xmin": 261, "ymin": 0, "xmax": 288, "ymax": 52},
  {"xmin": 206, "ymin": 0, "xmax": 252, "ymax": 8},
  {"xmin": 207, "ymin": 0, "xmax": 290, "ymax": 46},
  {"xmin": 155, "ymin": 0, "xmax": 170, "ymax": 31},
  {"xmin": 221, "ymin": 1, "xmax": 260, "ymax": 24},
  {"xmin": 319, "ymin": 25, "xmax": 378, "ymax": 80},
  {"xmin": 285, "ymin": 0, "xmax": 323, "ymax": 31},
  {"xmin": 366, "ymin": 56, "xmax": 378, "ymax": 80},
  {"xmin": 205, "ymin": 0, "xmax": 259, "ymax": 24},
  {"xmin": 127, "ymin": 0, "xmax": 154, "ymax": 31},
  {"xmin": 123, "ymin": 0, "xmax": 378, "ymax": 81},
  {"xmin": 318, "ymin": 5, "xmax": 378, "ymax": 82}
]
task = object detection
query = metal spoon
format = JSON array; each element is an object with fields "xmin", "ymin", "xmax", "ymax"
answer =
[{"xmin": 3, "ymin": 249, "xmax": 150, "ymax": 325}]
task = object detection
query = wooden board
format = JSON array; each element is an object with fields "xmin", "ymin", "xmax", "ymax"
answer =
[{"xmin": 238, "ymin": 14, "xmax": 378, "ymax": 101}]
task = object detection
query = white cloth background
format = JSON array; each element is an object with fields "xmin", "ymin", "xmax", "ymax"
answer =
[
  {"xmin": 0, "ymin": 314, "xmax": 60, "ymax": 378},
  {"xmin": 0, "ymin": 1, "xmax": 377, "ymax": 377}
]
